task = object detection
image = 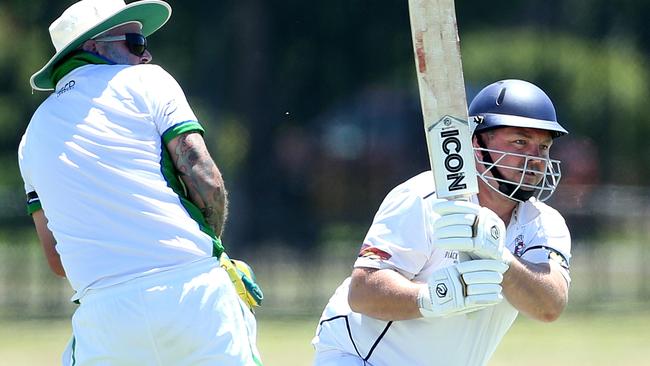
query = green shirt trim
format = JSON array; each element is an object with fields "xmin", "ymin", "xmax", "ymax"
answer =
[
  {"xmin": 27, "ymin": 201, "xmax": 42, "ymax": 215},
  {"xmin": 51, "ymin": 51, "xmax": 112, "ymax": 86},
  {"xmin": 161, "ymin": 120, "xmax": 205, "ymax": 145},
  {"xmin": 159, "ymin": 122, "xmax": 224, "ymax": 257}
]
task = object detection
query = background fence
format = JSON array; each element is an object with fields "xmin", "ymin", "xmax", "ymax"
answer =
[
  {"xmin": 1, "ymin": 2, "xmax": 649, "ymax": 364},
  {"xmin": 2, "ymin": 184, "xmax": 649, "ymax": 320}
]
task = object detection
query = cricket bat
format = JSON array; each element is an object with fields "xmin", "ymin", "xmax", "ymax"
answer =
[{"xmin": 408, "ymin": 0, "xmax": 478, "ymax": 200}]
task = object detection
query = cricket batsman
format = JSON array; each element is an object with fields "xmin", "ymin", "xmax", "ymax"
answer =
[{"xmin": 312, "ymin": 79, "xmax": 572, "ymax": 366}]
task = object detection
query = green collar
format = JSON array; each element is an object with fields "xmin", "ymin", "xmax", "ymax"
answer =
[{"xmin": 51, "ymin": 51, "xmax": 113, "ymax": 87}]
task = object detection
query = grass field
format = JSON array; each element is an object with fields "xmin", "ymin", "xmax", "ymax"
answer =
[{"xmin": 1, "ymin": 311, "xmax": 648, "ymax": 365}]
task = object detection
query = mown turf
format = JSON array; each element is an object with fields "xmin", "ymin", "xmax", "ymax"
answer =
[{"xmin": 1, "ymin": 311, "xmax": 648, "ymax": 365}]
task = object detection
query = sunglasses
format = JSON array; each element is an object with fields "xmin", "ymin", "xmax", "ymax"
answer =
[{"xmin": 94, "ymin": 33, "xmax": 148, "ymax": 57}]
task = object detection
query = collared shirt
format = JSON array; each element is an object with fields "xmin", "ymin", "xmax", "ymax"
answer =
[
  {"xmin": 313, "ymin": 170, "xmax": 571, "ymax": 366},
  {"xmin": 19, "ymin": 63, "xmax": 217, "ymax": 300}
]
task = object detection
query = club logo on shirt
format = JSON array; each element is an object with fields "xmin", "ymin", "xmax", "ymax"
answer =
[
  {"xmin": 436, "ymin": 283, "xmax": 448, "ymax": 298},
  {"xmin": 163, "ymin": 99, "xmax": 179, "ymax": 116},
  {"xmin": 490, "ymin": 225, "xmax": 500, "ymax": 240},
  {"xmin": 513, "ymin": 234, "xmax": 525, "ymax": 257},
  {"xmin": 56, "ymin": 80, "xmax": 75, "ymax": 97},
  {"xmin": 358, "ymin": 243, "xmax": 392, "ymax": 261}
]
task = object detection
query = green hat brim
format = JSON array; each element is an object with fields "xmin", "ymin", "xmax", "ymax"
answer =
[{"xmin": 30, "ymin": 0, "xmax": 171, "ymax": 91}]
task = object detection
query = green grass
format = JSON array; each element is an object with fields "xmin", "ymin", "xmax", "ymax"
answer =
[
  {"xmin": 0, "ymin": 318, "xmax": 71, "ymax": 365},
  {"xmin": 1, "ymin": 312, "xmax": 649, "ymax": 365},
  {"xmin": 491, "ymin": 312, "xmax": 650, "ymax": 366}
]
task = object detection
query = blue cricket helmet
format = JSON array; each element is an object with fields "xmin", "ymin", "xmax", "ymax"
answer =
[{"xmin": 469, "ymin": 79, "xmax": 568, "ymax": 138}]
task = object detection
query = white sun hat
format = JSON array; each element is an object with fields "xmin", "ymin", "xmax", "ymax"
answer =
[{"xmin": 30, "ymin": 0, "xmax": 171, "ymax": 91}]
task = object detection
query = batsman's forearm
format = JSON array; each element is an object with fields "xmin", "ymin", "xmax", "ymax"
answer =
[
  {"xmin": 348, "ymin": 268, "xmax": 423, "ymax": 321},
  {"xmin": 502, "ymin": 258, "xmax": 568, "ymax": 322}
]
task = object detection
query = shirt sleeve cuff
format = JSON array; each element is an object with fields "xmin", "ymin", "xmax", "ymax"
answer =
[{"xmin": 161, "ymin": 121, "xmax": 204, "ymax": 145}]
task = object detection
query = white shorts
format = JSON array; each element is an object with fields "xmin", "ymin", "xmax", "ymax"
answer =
[{"xmin": 61, "ymin": 257, "xmax": 262, "ymax": 366}]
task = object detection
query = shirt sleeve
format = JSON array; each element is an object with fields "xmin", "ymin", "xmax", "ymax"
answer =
[
  {"xmin": 520, "ymin": 212, "xmax": 572, "ymax": 284},
  {"xmin": 353, "ymin": 184, "xmax": 433, "ymax": 280},
  {"xmin": 138, "ymin": 65, "xmax": 203, "ymax": 141},
  {"xmin": 18, "ymin": 134, "xmax": 42, "ymax": 215}
]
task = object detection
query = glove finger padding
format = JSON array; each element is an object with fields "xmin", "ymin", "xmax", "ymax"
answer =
[
  {"xmin": 433, "ymin": 237, "xmax": 474, "ymax": 252},
  {"xmin": 460, "ymin": 259, "xmax": 507, "ymax": 306},
  {"xmin": 466, "ymin": 283, "xmax": 502, "ymax": 296},
  {"xmin": 456, "ymin": 258, "xmax": 509, "ymax": 274},
  {"xmin": 465, "ymin": 292, "xmax": 503, "ymax": 307},
  {"xmin": 433, "ymin": 224, "xmax": 473, "ymax": 239},
  {"xmin": 431, "ymin": 200, "xmax": 480, "ymax": 216},
  {"xmin": 433, "ymin": 213, "xmax": 476, "ymax": 231},
  {"xmin": 431, "ymin": 200, "xmax": 510, "ymax": 264},
  {"xmin": 462, "ymin": 271, "xmax": 504, "ymax": 285},
  {"xmin": 418, "ymin": 259, "xmax": 508, "ymax": 318}
]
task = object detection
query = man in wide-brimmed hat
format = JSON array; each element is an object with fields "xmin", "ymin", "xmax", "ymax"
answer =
[{"xmin": 19, "ymin": 1, "xmax": 262, "ymax": 364}]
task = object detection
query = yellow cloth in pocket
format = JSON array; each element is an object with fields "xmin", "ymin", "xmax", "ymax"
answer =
[{"xmin": 220, "ymin": 253, "xmax": 263, "ymax": 311}]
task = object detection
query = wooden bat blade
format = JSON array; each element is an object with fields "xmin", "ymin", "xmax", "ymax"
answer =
[{"xmin": 408, "ymin": 0, "xmax": 478, "ymax": 199}]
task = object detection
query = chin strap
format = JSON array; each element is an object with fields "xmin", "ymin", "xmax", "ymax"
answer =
[{"xmin": 475, "ymin": 133, "xmax": 534, "ymax": 202}]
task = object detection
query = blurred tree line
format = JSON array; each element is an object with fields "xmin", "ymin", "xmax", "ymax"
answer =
[{"xmin": 0, "ymin": 0, "xmax": 648, "ymax": 252}]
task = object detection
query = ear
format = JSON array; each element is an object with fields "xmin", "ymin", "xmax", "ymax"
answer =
[
  {"xmin": 472, "ymin": 136, "xmax": 483, "ymax": 162},
  {"xmin": 472, "ymin": 134, "xmax": 480, "ymax": 149},
  {"xmin": 80, "ymin": 40, "xmax": 98, "ymax": 53}
]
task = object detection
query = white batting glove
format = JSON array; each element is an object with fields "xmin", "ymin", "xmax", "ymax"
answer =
[
  {"xmin": 431, "ymin": 200, "xmax": 512, "ymax": 264},
  {"xmin": 417, "ymin": 259, "xmax": 508, "ymax": 318}
]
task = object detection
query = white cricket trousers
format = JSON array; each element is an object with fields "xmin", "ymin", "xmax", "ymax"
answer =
[
  {"xmin": 313, "ymin": 349, "xmax": 369, "ymax": 366},
  {"xmin": 61, "ymin": 257, "xmax": 262, "ymax": 366}
]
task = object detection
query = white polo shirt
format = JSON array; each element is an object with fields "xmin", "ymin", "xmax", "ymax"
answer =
[
  {"xmin": 313, "ymin": 171, "xmax": 571, "ymax": 366},
  {"xmin": 18, "ymin": 63, "xmax": 220, "ymax": 300}
]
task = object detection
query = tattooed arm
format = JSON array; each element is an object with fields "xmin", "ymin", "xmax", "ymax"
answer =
[{"xmin": 166, "ymin": 132, "xmax": 228, "ymax": 237}]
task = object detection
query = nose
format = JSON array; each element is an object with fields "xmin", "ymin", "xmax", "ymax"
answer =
[
  {"xmin": 525, "ymin": 142, "xmax": 550, "ymax": 159},
  {"xmin": 526, "ymin": 149, "xmax": 545, "ymax": 166},
  {"xmin": 525, "ymin": 152, "xmax": 550, "ymax": 178},
  {"xmin": 140, "ymin": 49, "xmax": 152, "ymax": 64}
]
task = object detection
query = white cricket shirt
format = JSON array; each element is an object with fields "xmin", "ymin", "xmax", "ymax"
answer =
[
  {"xmin": 313, "ymin": 171, "xmax": 571, "ymax": 366},
  {"xmin": 18, "ymin": 64, "xmax": 220, "ymax": 300}
]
